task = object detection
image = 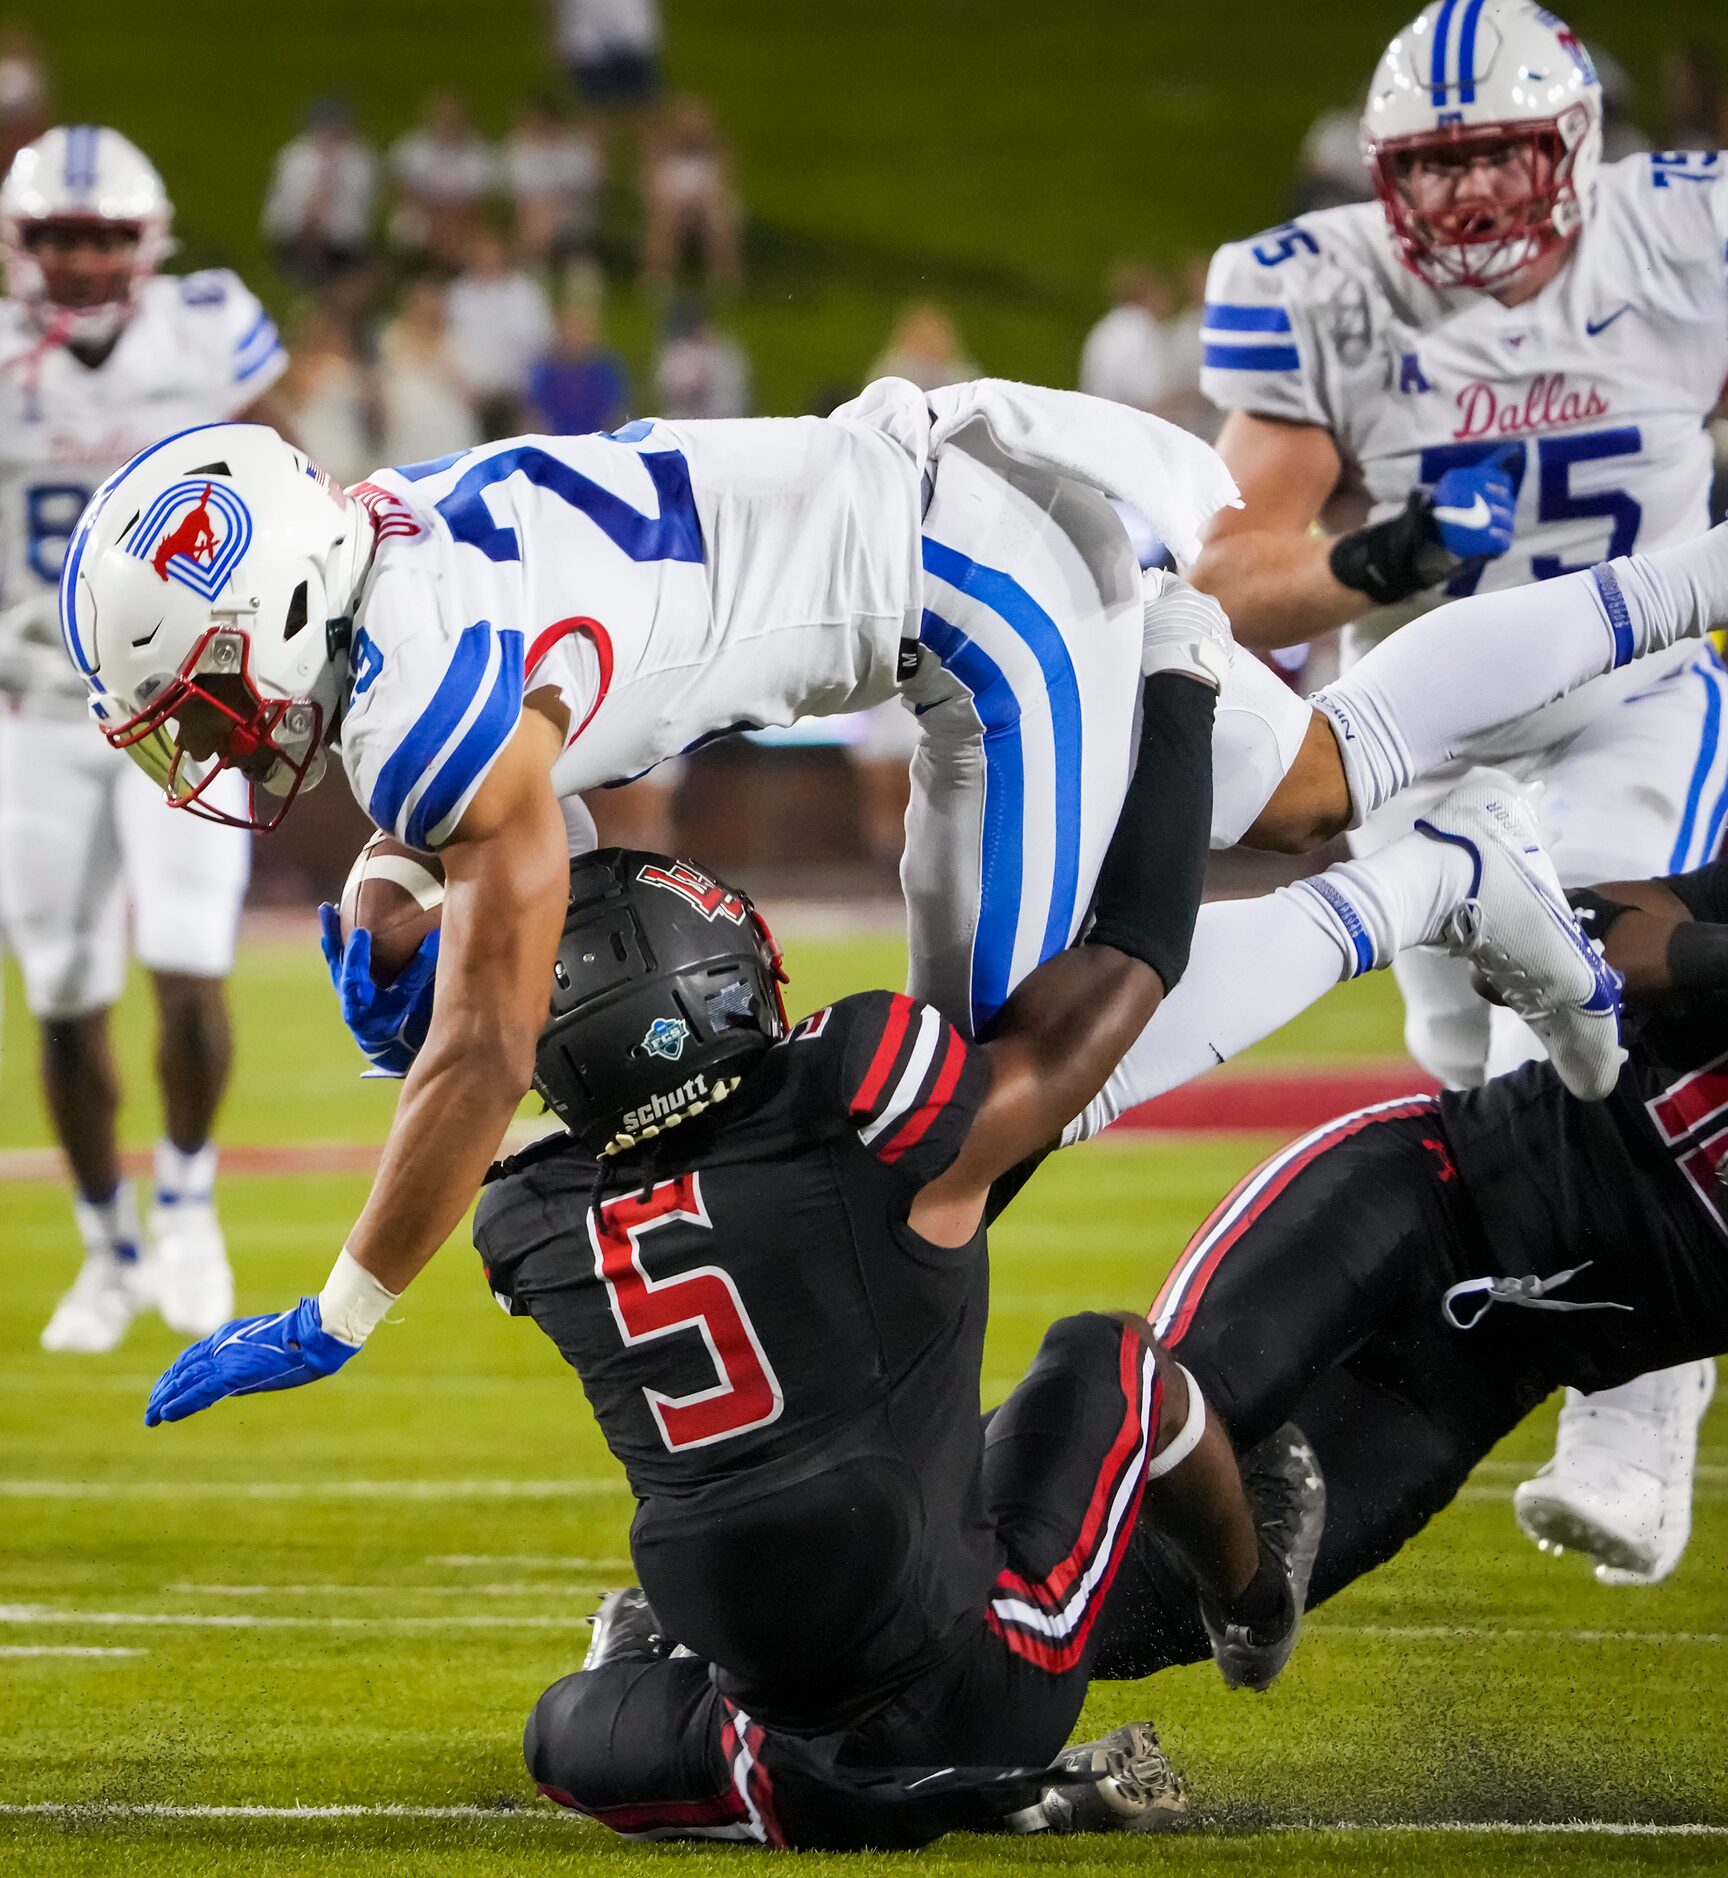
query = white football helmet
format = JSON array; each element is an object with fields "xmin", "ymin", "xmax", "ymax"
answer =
[
  {"xmin": 1363, "ymin": 2, "xmax": 1603, "ymax": 291},
  {"xmin": 60, "ymin": 424, "xmax": 374, "ymax": 830},
  {"xmin": 0, "ymin": 125, "xmax": 172, "ymax": 344}
]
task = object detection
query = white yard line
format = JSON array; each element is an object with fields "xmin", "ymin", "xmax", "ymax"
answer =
[
  {"xmin": 0, "ymin": 1802, "xmax": 1720, "ymax": 1834},
  {"xmin": 165, "ymin": 1584, "xmax": 619, "ymax": 1599},
  {"xmin": 0, "ymin": 1646, "xmax": 144, "ymax": 1659},
  {"xmin": 0, "ymin": 1478, "xmax": 626, "ymax": 1500},
  {"xmin": 0, "ymin": 1605, "xmax": 591, "ymax": 1632},
  {"xmin": 1311, "ymin": 1622, "xmax": 1727, "ymax": 1645}
]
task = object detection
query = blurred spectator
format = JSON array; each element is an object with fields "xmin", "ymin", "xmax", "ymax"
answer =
[
  {"xmin": 1079, "ymin": 262, "xmax": 1172, "ymax": 412},
  {"xmin": 505, "ymin": 94, "xmax": 603, "ymax": 265},
  {"xmin": 1290, "ymin": 98, "xmax": 1372, "ymax": 214},
  {"xmin": 553, "ymin": 0, "xmax": 664, "ymax": 123},
  {"xmin": 0, "ymin": 20, "xmax": 46, "ymax": 171},
  {"xmin": 1661, "ymin": 43, "xmax": 1725, "ymax": 150},
  {"xmin": 445, "ymin": 229, "xmax": 555, "ymax": 436},
  {"xmin": 528, "ymin": 300, "xmax": 631, "ymax": 435},
  {"xmin": 376, "ymin": 280, "xmax": 483, "ymax": 465},
  {"xmin": 262, "ymin": 97, "xmax": 377, "ymax": 292},
  {"xmin": 642, "ymin": 97, "xmax": 743, "ymax": 295},
  {"xmin": 1593, "ymin": 49, "xmax": 1651, "ymax": 163},
  {"xmin": 1155, "ymin": 255, "xmax": 1223, "ymax": 443},
  {"xmin": 652, "ymin": 296, "xmax": 749, "ymax": 418},
  {"xmin": 389, "ymin": 93, "xmax": 496, "ymax": 269},
  {"xmin": 869, "ymin": 301, "xmax": 977, "ymax": 393},
  {"xmin": 278, "ymin": 307, "xmax": 374, "ymax": 486}
]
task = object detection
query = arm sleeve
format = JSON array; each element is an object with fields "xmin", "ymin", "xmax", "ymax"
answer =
[
  {"xmin": 824, "ymin": 991, "xmax": 989, "ymax": 1190},
  {"xmin": 1197, "ymin": 233, "xmax": 1327, "ymax": 426}
]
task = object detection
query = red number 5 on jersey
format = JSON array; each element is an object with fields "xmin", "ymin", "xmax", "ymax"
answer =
[{"xmin": 588, "ymin": 1174, "xmax": 785, "ymax": 1451}]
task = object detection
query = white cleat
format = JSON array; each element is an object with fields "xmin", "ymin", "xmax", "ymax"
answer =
[
  {"xmin": 150, "ymin": 1200, "xmax": 236, "ymax": 1338},
  {"xmin": 1514, "ymin": 1361, "xmax": 1717, "ymax": 1585},
  {"xmin": 40, "ymin": 1253, "xmax": 154, "ymax": 1354},
  {"xmin": 1415, "ymin": 771, "xmax": 1626, "ymax": 1101}
]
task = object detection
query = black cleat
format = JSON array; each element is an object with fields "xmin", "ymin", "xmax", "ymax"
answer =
[
  {"xmin": 1009, "ymin": 1722, "xmax": 1186, "ymax": 1834},
  {"xmin": 1200, "ymin": 1423, "xmax": 1326, "ymax": 1692},
  {"xmin": 582, "ymin": 1586, "xmax": 677, "ymax": 1672}
]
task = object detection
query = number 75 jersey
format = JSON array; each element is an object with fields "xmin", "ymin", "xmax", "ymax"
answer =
[
  {"xmin": 0, "ymin": 271, "xmax": 286, "ymax": 707},
  {"xmin": 1202, "ymin": 151, "xmax": 1728, "ymax": 671}
]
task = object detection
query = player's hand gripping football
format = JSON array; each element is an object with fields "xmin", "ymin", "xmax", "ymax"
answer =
[
  {"xmin": 318, "ymin": 903, "xmax": 440, "ymax": 1078},
  {"xmin": 144, "ymin": 1298, "xmax": 362, "ymax": 1426}
]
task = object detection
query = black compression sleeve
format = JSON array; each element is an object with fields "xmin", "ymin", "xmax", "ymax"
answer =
[
  {"xmin": 1663, "ymin": 858, "xmax": 1728, "ymax": 926},
  {"xmin": 1328, "ymin": 493, "xmax": 1456, "ymax": 606},
  {"xmin": 1084, "ymin": 671, "xmax": 1217, "ymax": 993}
]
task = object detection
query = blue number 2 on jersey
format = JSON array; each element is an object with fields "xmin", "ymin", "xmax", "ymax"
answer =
[
  {"xmin": 393, "ymin": 441, "xmax": 704, "ymax": 567},
  {"xmin": 1418, "ymin": 426, "xmax": 1642, "ymax": 596}
]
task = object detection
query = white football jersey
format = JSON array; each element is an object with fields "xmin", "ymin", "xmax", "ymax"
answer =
[
  {"xmin": 1203, "ymin": 149, "xmax": 1728, "ymax": 749},
  {"xmin": 342, "ymin": 416, "xmax": 921, "ymax": 850},
  {"xmin": 0, "ymin": 269, "xmax": 286, "ymax": 705}
]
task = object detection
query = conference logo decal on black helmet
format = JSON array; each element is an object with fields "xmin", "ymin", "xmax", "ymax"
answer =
[
  {"xmin": 639, "ymin": 1015, "xmax": 690, "ymax": 1062},
  {"xmin": 129, "ymin": 479, "xmax": 253, "ymax": 600},
  {"xmin": 637, "ymin": 860, "xmax": 748, "ymax": 925}
]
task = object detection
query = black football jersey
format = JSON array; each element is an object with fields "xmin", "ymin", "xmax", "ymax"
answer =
[
  {"xmin": 474, "ymin": 991, "xmax": 994, "ymax": 1730},
  {"xmin": 1441, "ymin": 860, "xmax": 1728, "ymax": 1304}
]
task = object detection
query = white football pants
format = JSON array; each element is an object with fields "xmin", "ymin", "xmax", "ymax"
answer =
[{"xmin": 0, "ymin": 706, "xmax": 251, "ymax": 1019}]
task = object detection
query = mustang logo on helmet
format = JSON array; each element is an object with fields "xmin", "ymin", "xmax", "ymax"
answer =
[{"xmin": 129, "ymin": 477, "xmax": 254, "ymax": 602}]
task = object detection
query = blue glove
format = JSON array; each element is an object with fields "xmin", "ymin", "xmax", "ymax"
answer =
[
  {"xmin": 145, "ymin": 1297, "xmax": 361, "ymax": 1426},
  {"xmin": 318, "ymin": 901, "xmax": 440, "ymax": 1078},
  {"xmin": 1426, "ymin": 445, "xmax": 1519, "ymax": 561}
]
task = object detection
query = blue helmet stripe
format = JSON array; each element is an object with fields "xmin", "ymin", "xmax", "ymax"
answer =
[
  {"xmin": 1456, "ymin": 0, "xmax": 1488, "ymax": 105},
  {"xmin": 1430, "ymin": 0, "xmax": 1460, "ymax": 107}
]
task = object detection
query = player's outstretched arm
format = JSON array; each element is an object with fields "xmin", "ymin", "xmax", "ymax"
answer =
[
  {"xmin": 1190, "ymin": 412, "xmax": 1519, "ymax": 652},
  {"xmin": 1577, "ymin": 864, "xmax": 1728, "ymax": 1007},
  {"xmin": 145, "ymin": 705, "xmax": 570, "ymax": 1427},
  {"xmin": 909, "ymin": 665, "xmax": 1217, "ymax": 1246}
]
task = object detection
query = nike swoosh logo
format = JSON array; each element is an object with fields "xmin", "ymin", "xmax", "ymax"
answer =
[
  {"xmin": 1433, "ymin": 495, "xmax": 1492, "ymax": 530},
  {"xmin": 1586, "ymin": 305, "xmax": 1632, "ymax": 336}
]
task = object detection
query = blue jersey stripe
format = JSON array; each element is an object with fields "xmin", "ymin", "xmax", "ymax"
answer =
[
  {"xmin": 916, "ymin": 608, "xmax": 1026, "ymax": 1027},
  {"xmin": 404, "ymin": 631, "xmax": 525, "ymax": 850},
  {"xmin": 234, "ymin": 308, "xmax": 273, "ymax": 356},
  {"xmin": 1430, "ymin": 0, "xmax": 1460, "ymax": 105},
  {"xmin": 922, "ymin": 536, "xmax": 1086, "ymax": 1008},
  {"xmin": 368, "ymin": 622, "xmax": 494, "ymax": 839},
  {"xmin": 235, "ymin": 339, "xmax": 285, "ymax": 385},
  {"xmin": 1455, "ymin": 0, "xmax": 1488, "ymax": 105},
  {"xmin": 1203, "ymin": 342, "xmax": 1301, "ymax": 371},
  {"xmin": 1202, "ymin": 302, "xmax": 1292, "ymax": 333},
  {"xmin": 1700, "ymin": 668, "xmax": 1728, "ymax": 867},
  {"xmin": 1668, "ymin": 659, "xmax": 1724, "ymax": 872}
]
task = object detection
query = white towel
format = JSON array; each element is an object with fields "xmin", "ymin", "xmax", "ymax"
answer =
[{"xmin": 832, "ymin": 375, "xmax": 1242, "ymax": 569}]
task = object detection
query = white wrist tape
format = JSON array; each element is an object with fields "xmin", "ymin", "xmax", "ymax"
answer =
[
  {"xmin": 318, "ymin": 1248, "xmax": 400, "ymax": 1346},
  {"xmin": 1144, "ymin": 1363, "xmax": 1207, "ymax": 1481}
]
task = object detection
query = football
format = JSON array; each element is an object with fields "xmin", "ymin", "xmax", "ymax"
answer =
[{"xmin": 337, "ymin": 832, "xmax": 446, "ymax": 985}]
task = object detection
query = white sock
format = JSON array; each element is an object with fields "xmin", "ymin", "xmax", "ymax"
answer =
[
  {"xmin": 1293, "ymin": 829, "xmax": 1474, "ymax": 975},
  {"xmin": 1313, "ymin": 529, "xmax": 1728, "ymax": 821},
  {"xmin": 73, "ymin": 1183, "xmax": 144, "ymax": 1265},
  {"xmin": 1064, "ymin": 890, "xmax": 1352, "ymax": 1142},
  {"xmin": 155, "ymin": 1139, "xmax": 218, "ymax": 1208},
  {"xmin": 1063, "ymin": 831, "xmax": 1476, "ymax": 1142}
]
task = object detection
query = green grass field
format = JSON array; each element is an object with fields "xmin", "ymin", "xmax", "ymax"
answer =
[{"xmin": 1, "ymin": 931, "xmax": 1725, "ymax": 1875}]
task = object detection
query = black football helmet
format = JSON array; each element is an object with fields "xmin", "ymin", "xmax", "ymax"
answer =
[{"xmin": 533, "ymin": 849, "xmax": 790, "ymax": 1156}]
